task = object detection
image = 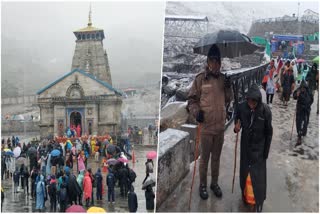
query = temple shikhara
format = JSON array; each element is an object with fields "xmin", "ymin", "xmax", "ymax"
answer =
[{"xmin": 37, "ymin": 8, "xmax": 122, "ymax": 138}]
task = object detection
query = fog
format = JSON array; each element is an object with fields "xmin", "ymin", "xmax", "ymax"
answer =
[
  {"xmin": 166, "ymin": 1, "xmax": 319, "ymax": 34},
  {"xmin": 1, "ymin": 1, "xmax": 165, "ymax": 95}
]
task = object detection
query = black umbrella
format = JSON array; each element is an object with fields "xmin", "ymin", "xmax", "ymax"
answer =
[{"xmin": 193, "ymin": 30, "xmax": 263, "ymax": 58}]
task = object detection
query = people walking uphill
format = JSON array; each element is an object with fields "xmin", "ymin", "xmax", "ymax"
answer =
[
  {"xmin": 107, "ymin": 167, "xmax": 116, "ymax": 204},
  {"xmin": 266, "ymin": 59, "xmax": 276, "ymax": 108},
  {"xmin": 293, "ymin": 81, "xmax": 313, "ymax": 147},
  {"xmin": 282, "ymin": 66, "xmax": 295, "ymax": 106},
  {"xmin": 95, "ymin": 168, "xmax": 103, "ymax": 201},
  {"xmin": 145, "ymin": 185, "xmax": 155, "ymax": 211},
  {"xmin": 83, "ymin": 171, "xmax": 93, "ymax": 208},
  {"xmin": 187, "ymin": 44, "xmax": 233, "ymax": 200},
  {"xmin": 35, "ymin": 175, "xmax": 47, "ymax": 212},
  {"xmin": 48, "ymin": 175, "xmax": 57, "ymax": 212},
  {"xmin": 233, "ymin": 84, "xmax": 273, "ymax": 212},
  {"xmin": 128, "ymin": 185, "xmax": 138, "ymax": 212}
]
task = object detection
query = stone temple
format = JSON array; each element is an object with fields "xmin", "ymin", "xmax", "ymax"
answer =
[{"xmin": 37, "ymin": 9, "xmax": 122, "ymax": 138}]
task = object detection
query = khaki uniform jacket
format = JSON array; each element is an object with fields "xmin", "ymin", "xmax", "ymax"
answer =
[{"xmin": 187, "ymin": 69, "xmax": 233, "ymax": 135}]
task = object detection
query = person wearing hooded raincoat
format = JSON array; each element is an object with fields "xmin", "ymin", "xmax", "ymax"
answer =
[
  {"xmin": 83, "ymin": 171, "xmax": 93, "ymax": 207},
  {"xmin": 67, "ymin": 170, "xmax": 82, "ymax": 205},
  {"xmin": 293, "ymin": 81, "xmax": 313, "ymax": 146},
  {"xmin": 45, "ymin": 154, "xmax": 52, "ymax": 176},
  {"xmin": 67, "ymin": 127, "xmax": 72, "ymax": 138},
  {"xmin": 234, "ymin": 84, "xmax": 273, "ymax": 212},
  {"xmin": 77, "ymin": 170, "xmax": 85, "ymax": 204},
  {"xmin": 90, "ymin": 138, "xmax": 96, "ymax": 154},
  {"xmin": 95, "ymin": 168, "xmax": 103, "ymax": 201},
  {"xmin": 36, "ymin": 175, "xmax": 47, "ymax": 211},
  {"xmin": 48, "ymin": 175, "xmax": 57, "ymax": 212},
  {"xmin": 282, "ymin": 66, "xmax": 295, "ymax": 105},
  {"xmin": 78, "ymin": 152, "xmax": 86, "ymax": 172}
]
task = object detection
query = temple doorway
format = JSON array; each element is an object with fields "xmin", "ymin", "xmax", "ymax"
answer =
[{"xmin": 70, "ymin": 111, "xmax": 82, "ymax": 137}]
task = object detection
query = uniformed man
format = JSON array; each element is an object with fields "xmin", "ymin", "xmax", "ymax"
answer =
[{"xmin": 187, "ymin": 44, "xmax": 233, "ymax": 200}]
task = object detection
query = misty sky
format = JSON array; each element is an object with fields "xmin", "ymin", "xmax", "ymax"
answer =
[
  {"xmin": 166, "ymin": 1, "xmax": 319, "ymax": 34},
  {"xmin": 2, "ymin": 1, "xmax": 165, "ymax": 89},
  {"xmin": 1, "ymin": 1, "xmax": 318, "ymax": 94}
]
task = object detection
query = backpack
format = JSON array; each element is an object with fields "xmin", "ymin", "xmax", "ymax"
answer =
[
  {"xmin": 128, "ymin": 169, "xmax": 137, "ymax": 182},
  {"xmin": 48, "ymin": 182, "xmax": 57, "ymax": 197}
]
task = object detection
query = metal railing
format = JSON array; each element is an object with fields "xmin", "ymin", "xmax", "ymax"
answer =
[{"xmin": 224, "ymin": 63, "xmax": 269, "ymax": 127}]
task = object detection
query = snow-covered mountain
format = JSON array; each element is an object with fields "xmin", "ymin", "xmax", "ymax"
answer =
[{"xmin": 166, "ymin": 1, "xmax": 318, "ymax": 34}]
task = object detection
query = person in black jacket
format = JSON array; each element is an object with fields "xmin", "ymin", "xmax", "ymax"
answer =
[
  {"xmin": 234, "ymin": 84, "xmax": 273, "ymax": 212},
  {"xmin": 67, "ymin": 171, "xmax": 81, "ymax": 205},
  {"xmin": 59, "ymin": 176, "xmax": 68, "ymax": 212},
  {"xmin": 119, "ymin": 165, "xmax": 129, "ymax": 197},
  {"xmin": 128, "ymin": 185, "xmax": 138, "ymax": 212},
  {"xmin": 144, "ymin": 185, "xmax": 155, "ymax": 211},
  {"xmin": 30, "ymin": 167, "xmax": 38, "ymax": 199},
  {"xmin": 293, "ymin": 80, "xmax": 314, "ymax": 146},
  {"xmin": 22, "ymin": 166, "xmax": 30, "ymax": 195},
  {"xmin": 95, "ymin": 168, "xmax": 103, "ymax": 201},
  {"xmin": 13, "ymin": 168, "xmax": 20, "ymax": 193},
  {"xmin": 106, "ymin": 168, "xmax": 116, "ymax": 203}
]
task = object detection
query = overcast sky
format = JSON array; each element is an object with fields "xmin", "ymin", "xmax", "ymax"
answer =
[
  {"xmin": 1, "ymin": 1, "xmax": 318, "ymax": 93},
  {"xmin": 166, "ymin": 1, "xmax": 319, "ymax": 33},
  {"xmin": 2, "ymin": 1, "xmax": 166, "ymax": 89}
]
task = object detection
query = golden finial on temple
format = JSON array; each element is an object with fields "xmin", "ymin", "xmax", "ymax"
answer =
[{"xmin": 88, "ymin": 3, "xmax": 92, "ymax": 26}]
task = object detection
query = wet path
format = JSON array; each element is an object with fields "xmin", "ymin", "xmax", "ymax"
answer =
[
  {"xmin": 157, "ymin": 91, "xmax": 319, "ymax": 212},
  {"xmin": 2, "ymin": 145, "xmax": 157, "ymax": 213}
]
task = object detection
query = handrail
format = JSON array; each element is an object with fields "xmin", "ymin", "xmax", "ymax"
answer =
[{"xmin": 224, "ymin": 63, "xmax": 269, "ymax": 128}]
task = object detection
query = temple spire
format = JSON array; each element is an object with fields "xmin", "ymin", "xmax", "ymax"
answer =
[{"xmin": 88, "ymin": 3, "xmax": 92, "ymax": 26}]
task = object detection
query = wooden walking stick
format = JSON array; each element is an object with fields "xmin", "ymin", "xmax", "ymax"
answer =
[
  {"xmin": 188, "ymin": 123, "xmax": 201, "ymax": 211},
  {"xmin": 290, "ymin": 105, "xmax": 297, "ymax": 140},
  {"xmin": 232, "ymin": 132, "xmax": 239, "ymax": 194}
]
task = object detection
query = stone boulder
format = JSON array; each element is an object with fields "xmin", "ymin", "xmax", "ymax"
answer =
[{"xmin": 160, "ymin": 101, "xmax": 189, "ymax": 132}]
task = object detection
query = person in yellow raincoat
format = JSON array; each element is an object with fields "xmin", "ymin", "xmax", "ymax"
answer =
[{"xmin": 90, "ymin": 138, "xmax": 96, "ymax": 155}]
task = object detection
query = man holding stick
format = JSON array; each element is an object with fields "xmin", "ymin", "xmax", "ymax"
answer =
[
  {"xmin": 187, "ymin": 44, "xmax": 233, "ymax": 200},
  {"xmin": 233, "ymin": 84, "xmax": 273, "ymax": 212}
]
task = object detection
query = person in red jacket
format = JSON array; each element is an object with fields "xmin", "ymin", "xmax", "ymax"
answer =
[{"xmin": 83, "ymin": 171, "xmax": 92, "ymax": 208}]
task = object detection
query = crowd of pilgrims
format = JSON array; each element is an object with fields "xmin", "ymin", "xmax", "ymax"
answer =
[{"xmin": 1, "ymin": 135, "xmax": 155, "ymax": 212}]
